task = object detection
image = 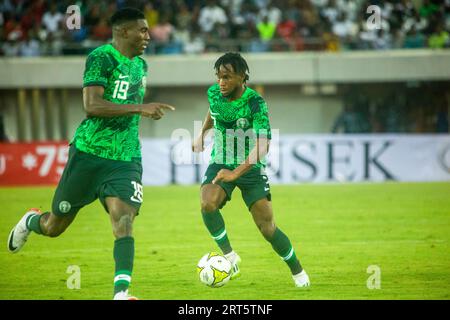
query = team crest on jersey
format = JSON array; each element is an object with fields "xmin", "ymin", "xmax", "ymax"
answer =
[
  {"xmin": 236, "ymin": 118, "xmax": 250, "ymax": 129},
  {"xmin": 59, "ymin": 201, "xmax": 71, "ymax": 213}
]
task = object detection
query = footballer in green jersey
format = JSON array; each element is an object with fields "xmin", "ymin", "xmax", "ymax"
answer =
[
  {"xmin": 193, "ymin": 52, "xmax": 310, "ymax": 287},
  {"xmin": 7, "ymin": 8, "xmax": 175, "ymax": 300}
]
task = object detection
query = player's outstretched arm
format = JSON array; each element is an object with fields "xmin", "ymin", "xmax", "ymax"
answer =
[
  {"xmin": 192, "ymin": 110, "xmax": 213, "ymax": 152},
  {"xmin": 83, "ymin": 86, "xmax": 175, "ymax": 118}
]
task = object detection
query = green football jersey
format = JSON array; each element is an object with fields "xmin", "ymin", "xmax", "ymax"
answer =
[
  {"xmin": 71, "ymin": 44, "xmax": 147, "ymax": 161},
  {"xmin": 207, "ymin": 83, "xmax": 272, "ymax": 169}
]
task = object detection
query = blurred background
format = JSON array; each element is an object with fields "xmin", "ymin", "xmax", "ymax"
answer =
[{"xmin": 0, "ymin": 0, "xmax": 449, "ymax": 185}]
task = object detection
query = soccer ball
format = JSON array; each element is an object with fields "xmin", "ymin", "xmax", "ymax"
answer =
[{"xmin": 197, "ymin": 252, "xmax": 232, "ymax": 288}]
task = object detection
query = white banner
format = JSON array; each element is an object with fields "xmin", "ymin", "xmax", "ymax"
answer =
[{"xmin": 141, "ymin": 134, "xmax": 450, "ymax": 185}]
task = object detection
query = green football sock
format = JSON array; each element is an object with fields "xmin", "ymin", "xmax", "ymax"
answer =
[
  {"xmin": 266, "ymin": 227, "xmax": 303, "ymax": 275},
  {"xmin": 201, "ymin": 209, "xmax": 233, "ymax": 254},
  {"xmin": 113, "ymin": 236, "xmax": 134, "ymax": 295},
  {"xmin": 26, "ymin": 212, "xmax": 47, "ymax": 235}
]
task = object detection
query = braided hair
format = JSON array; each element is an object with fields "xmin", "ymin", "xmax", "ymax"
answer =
[{"xmin": 214, "ymin": 52, "xmax": 250, "ymax": 82}]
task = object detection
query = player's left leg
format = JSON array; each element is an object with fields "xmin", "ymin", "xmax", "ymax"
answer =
[
  {"xmin": 105, "ymin": 197, "xmax": 139, "ymax": 300},
  {"xmin": 249, "ymin": 198, "xmax": 310, "ymax": 287},
  {"xmin": 99, "ymin": 157, "xmax": 143, "ymax": 300},
  {"xmin": 7, "ymin": 208, "xmax": 78, "ymax": 253},
  {"xmin": 8, "ymin": 144, "xmax": 95, "ymax": 253}
]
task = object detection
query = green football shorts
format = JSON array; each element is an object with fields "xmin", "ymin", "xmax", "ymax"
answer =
[
  {"xmin": 51, "ymin": 145, "xmax": 143, "ymax": 216},
  {"xmin": 201, "ymin": 163, "xmax": 272, "ymax": 211}
]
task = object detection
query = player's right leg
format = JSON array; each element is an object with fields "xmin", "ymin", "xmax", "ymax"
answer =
[
  {"xmin": 200, "ymin": 163, "xmax": 242, "ymax": 279},
  {"xmin": 200, "ymin": 164, "xmax": 235, "ymax": 255},
  {"xmin": 201, "ymin": 183, "xmax": 241, "ymax": 279},
  {"xmin": 200, "ymin": 183, "xmax": 232, "ymax": 254}
]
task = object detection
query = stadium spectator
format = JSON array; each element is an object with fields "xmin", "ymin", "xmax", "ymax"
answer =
[
  {"xmin": 91, "ymin": 17, "xmax": 112, "ymax": 42},
  {"xmin": 332, "ymin": 103, "xmax": 371, "ymax": 134},
  {"xmin": 428, "ymin": 22, "xmax": 449, "ymax": 48},
  {"xmin": 183, "ymin": 28, "xmax": 206, "ymax": 54},
  {"xmin": 174, "ymin": 2, "xmax": 193, "ymax": 31},
  {"xmin": 357, "ymin": 18, "xmax": 378, "ymax": 49},
  {"xmin": 42, "ymin": 2, "xmax": 63, "ymax": 35},
  {"xmin": 221, "ymin": 0, "xmax": 244, "ymax": 37},
  {"xmin": 65, "ymin": 15, "xmax": 88, "ymax": 45},
  {"xmin": 402, "ymin": 8, "xmax": 428, "ymax": 34},
  {"xmin": 198, "ymin": 0, "xmax": 228, "ymax": 33},
  {"xmin": 240, "ymin": 1, "xmax": 258, "ymax": 26},
  {"xmin": 19, "ymin": 32, "xmax": 40, "ymax": 56},
  {"xmin": 320, "ymin": 24, "xmax": 341, "ymax": 51},
  {"xmin": 331, "ymin": 12, "xmax": 358, "ymax": 45},
  {"xmin": 382, "ymin": 95, "xmax": 405, "ymax": 133},
  {"xmin": 373, "ymin": 28, "xmax": 393, "ymax": 50},
  {"xmin": 150, "ymin": 14, "xmax": 178, "ymax": 54},
  {"xmin": 257, "ymin": 0, "xmax": 282, "ymax": 25},
  {"xmin": 298, "ymin": 0, "xmax": 322, "ymax": 39},
  {"xmin": 144, "ymin": 2, "xmax": 159, "ymax": 29},
  {"xmin": 321, "ymin": 0, "xmax": 340, "ymax": 25},
  {"xmin": 276, "ymin": 12, "xmax": 297, "ymax": 50},
  {"xmin": 256, "ymin": 14, "xmax": 276, "ymax": 42},
  {"xmin": 403, "ymin": 25, "xmax": 426, "ymax": 48},
  {"xmin": 5, "ymin": 17, "xmax": 24, "ymax": 42},
  {"xmin": 84, "ymin": 3, "xmax": 101, "ymax": 30},
  {"xmin": 29, "ymin": 0, "xmax": 46, "ymax": 23},
  {"xmin": 1, "ymin": 38, "xmax": 20, "ymax": 56},
  {"xmin": 284, "ymin": 0, "xmax": 301, "ymax": 24},
  {"xmin": 19, "ymin": 5, "xmax": 36, "ymax": 34}
]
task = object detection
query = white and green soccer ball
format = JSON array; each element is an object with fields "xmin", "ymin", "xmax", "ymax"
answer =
[{"xmin": 197, "ymin": 252, "xmax": 232, "ymax": 288}]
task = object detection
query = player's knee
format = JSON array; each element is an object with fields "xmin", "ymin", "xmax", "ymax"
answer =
[
  {"xmin": 201, "ymin": 200, "xmax": 219, "ymax": 213},
  {"xmin": 258, "ymin": 222, "xmax": 276, "ymax": 240},
  {"xmin": 111, "ymin": 213, "xmax": 134, "ymax": 238}
]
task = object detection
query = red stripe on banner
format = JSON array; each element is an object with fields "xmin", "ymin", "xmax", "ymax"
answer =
[{"xmin": 0, "ymin": 142, "xmax": 69, "ymax": 186}]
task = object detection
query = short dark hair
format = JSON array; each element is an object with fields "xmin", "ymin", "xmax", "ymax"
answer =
[
  {"xmin": 110, "ymin": 7, "xmax": 145, "ymax": 26},
  {"xmin": 214, "ymin": 52, "xmax": 250, "ymax": 82}
]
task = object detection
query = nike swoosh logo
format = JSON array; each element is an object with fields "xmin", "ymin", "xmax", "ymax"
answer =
[
  {"xmin": 119, "ymin": 74, "xmax": 129, "ymax": 79},
  {"xmin": 8, "ymin": 230, "xmax": 17, "ymax": 251}
]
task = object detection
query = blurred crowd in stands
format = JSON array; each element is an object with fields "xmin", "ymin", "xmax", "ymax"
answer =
[
  {"xmin": 331, "ymin": 82, "xmax": 449, "ymax": 134},
  {"xmin": 0, "ymin": 0, "xmax": 449, "ymax": 56}
]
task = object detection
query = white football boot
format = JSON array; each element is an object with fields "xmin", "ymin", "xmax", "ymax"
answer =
[
  {"xmin": 293, "ymin": 269, "xmax": 310, "ymax": 288},
  {"xmin": 225, "ymin": 251, "xmax": 241, "ymax": 280},
  {"xmin": 113, "ymin": 290, "xmax": 138, "ymax": 300},
  {"xmin": 7, "ymin": 208, "xmax": 41, "ymax": 253}
]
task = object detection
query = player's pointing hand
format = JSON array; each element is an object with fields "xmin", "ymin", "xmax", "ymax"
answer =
[
  {"xmin": 212, "ymin": 169, "xmax": 238, "ymax": 184},
  {"xmin": 141, "ymin": 102, "xmax": 175, "ymax": 120}
]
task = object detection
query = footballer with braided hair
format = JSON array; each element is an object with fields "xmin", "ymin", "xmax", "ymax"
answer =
[{"xmin": 193, "ymin": 52, "xmax": 310, "ymax": 287}]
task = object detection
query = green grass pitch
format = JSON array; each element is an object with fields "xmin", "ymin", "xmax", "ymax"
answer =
[{"xmin": 0, "ymin": 182, "xmax": 449, "ymax": 300}]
